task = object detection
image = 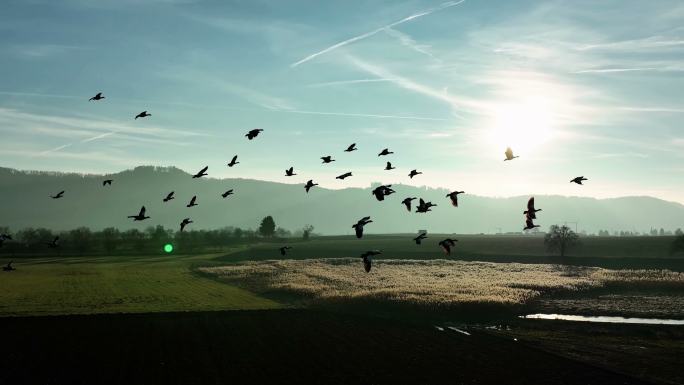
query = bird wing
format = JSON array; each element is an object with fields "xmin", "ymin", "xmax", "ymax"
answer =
[
  {"xmin": 139, "ymin": 206, "xmax": 146, "ymax": 216},
  {"xmin": 527, "ymin": 197, "xmax": 535, "ymax": 211},
  {"xmin": 355, "ymin": 226, "xmax": 363, "ymax": 238},
  {"xmin": 200, "ymin": 166, "xmax": 208, "ymax": 174},
  {"xmin": 231, "ymin": 155, "xmax": 238, "ymax": 163}
]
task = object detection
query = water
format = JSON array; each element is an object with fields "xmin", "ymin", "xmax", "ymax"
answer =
[{"xmin": 522, "ymin": 313, "xmax": 684, "ymax": 325}]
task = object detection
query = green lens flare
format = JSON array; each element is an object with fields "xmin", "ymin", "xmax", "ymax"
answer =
[{"xmin": 164, "ymin": 244, "xmax": 174, "ymax": 253}]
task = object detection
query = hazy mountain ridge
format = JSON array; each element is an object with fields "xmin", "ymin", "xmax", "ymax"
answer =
[{"xmin": 0, "ymin": 166, "xmax": 682, "ymax": 235}]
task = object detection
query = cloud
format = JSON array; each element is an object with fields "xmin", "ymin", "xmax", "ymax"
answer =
[
  {"xmin": 306, "ymin": 78, "xmax": 398, "ymax": 88},
  {"xmin": 383, "ymin": 27, "xmax": 440, "ymax": 62},
  {"xmin": 575, "ymin": 36, "xmax": 684, "ymax": 51},
  {"xmin": 14, "ymin": 44, "xmax": 85, "ymax": 58},
  {"xmin": 573, "ymin": 66, "xmax": 684, "ymax": 74}
]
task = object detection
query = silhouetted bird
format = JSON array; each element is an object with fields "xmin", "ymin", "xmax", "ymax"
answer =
[
  {"xmin": 352, "ymin": 216, "xmax": 373, "ymax": 239},
  {"xmin": 321, "ymin": 156, "xmax": 335, "ymax": 164},
  {"xmin": 186, "ymin": 196, "xmax": 198, "ymax": 207},
  {"xmin": 446, "ymin": 191, "xmax": 465, "ymax": 207},
  {"xmin": 51, "ymin": 190, "xmax": 65, "ymax": 199},
  {"xmin": 438, "ymin": 238, "xmax": 458, "ymax": 255},
  {"xmin": 128, "ymin": 206, "xmax": 150, "ymax": 221},
  {"xmin": 345, "ymin": 143, "xmax": 357, "ymax": 152},
  {"xmin": 524, "ymin": 197, "xmax": 542, "ymax": 219},
  {"xmin": 102, "ymin": 179, "xmax": 113, "ymax": 186},
  {"xmin": 3, "ymin": 261, "xmax": 15, "ymax": 272},
  {"xmin": 227, "ymin": 155, "xmax": 239, "ymax": 167},
  {"xmin": 360, "ymin": 250, "xmax": 381, "ymax": 273},
  {"xmin": 504, "ymin": 147, "xmax": 519, "ymax": 161},
  {"xmin": 163, "ymin": 191, "xmax": 175, "ymax": 202},
  {"xmin": 192, "ymin": 166, "xmax": 208, "ymax": 179},
  {"xmin": 221, "ymin": 190, "xmax": 234, "ymax": 198},
  {"xmin": 524, "ymin": 217, "xmax": 540, "ymax": 231},
  {"xmin": 180, "ymin": 218, "xmax": 193, "ymax": 232},
  {"xmin": 304, "ymin": 179, "xmax": 318, "ymax": 193},
  {"xmin": 46, "ymin": 236, "xmax": 59, "ymax": 248},
  {"xmin": 336, "ymin": 172, "xmax": 352, "ymax": 180},
  {"xmin": 413, "ymin": 232, "xmax": 428, "ymax": 245},
  {"xmin": 285, "ymin": 167, "xmax": 296, "ymax": 176},
  {"xmin": 570, "ymin": 176, "xmax": 588, "ymax": 185},
  {"xmin": 89, "ymin": 92, "xmax": 104, "ymax": 101},
  {"xmin": 401, "ymin": 197, "xmax": 417, "ymax": 211},
  {"xmin": 372, "ymin": 185, "xmax": 395, "ymax": 201},
  {"xmin": 408, "ymin": 169, "xmax": 422, "ymax": 179},
  {"xmin": 279, "ymin": 246, "xmax": 292, "ymax": 256},
  {"xmin": 416, "ymin": 199, "xmax": 437, "ymax": 213},
  {"xmin": 384, "ymin": 162, "xmax": 395, "ymax": 170},
  {"xmin": 245, "ymin": 128, "xmax": 263, "ymax": 140},
  {"xmin": 378, "ymin": 148, "xmax": 394, "ymax": 156},
  {"xmin": 134, "ymin": 111, "xmax": 151, "ymax": 120}
]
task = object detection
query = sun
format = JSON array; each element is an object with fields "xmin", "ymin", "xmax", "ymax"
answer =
[{"xmin": 484, "ymin": 97, "xmax": 555, "ymax": 156}]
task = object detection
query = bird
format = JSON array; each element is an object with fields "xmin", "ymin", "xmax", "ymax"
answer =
[
  {"xmin": 279, "ymin": 246, "xmax": 292, "ymax": 256},
  {"xmin": 180, "ymin": 218, "xmax": 193, "ymax": 232},
  {"xmin": 352, "ymin": 216, "xmax": 373, "ymax": 239},
  {"xmin": 401, "ymin": 197, "xmax": 417, "ymax": 211},
  {"xmin": 504, "ymin": 147, "xmax": 519, "ymax": 161},
  {"xmin": 446, "ymin": 191, "xmax": 465, "ymax": 207},
  {"xmin": 384, "ymin": 162, "xmax": 395, "ymax": 170},
  {"xmin": 285, "ymin": 167, "xmax": 296, "ymax": 176},
  {"xmin": 186, "ymin": 196, "xmax": 198, "ymax": 207},
  {"xmin": 227, "ymin": 155, "xmax": 239, "ymax": 167},
  {"xmin": 570, "ymin": 176, "xmax": 588, "ymax": 185},
  {"xmin": 408, "ymin": 169, "xmax": 422, "ymax": 179},
  {"xmin": 221, "ymin": 190, "xmax": 234, "ymax": 198},
  {"xmin": 416, "ymin": 199, "xmax": 437, "ymax": 213},
  {"xmin": 192, "ymin": 166, "xmax": 208, "ymax": 178},
  {"xmin": 102, "ymin": 179, "xmax": 113, "ymax": 186},
  {"xmin": 360, "ymin": 250, "xmax": 381, "ymax": 273},
  {"xmin": 134, "ymin": 111, "xmax": 151, "ymax": 120},
  {"xmin": 304, "ymin": 179, "xmax": 318, "ymax": 193},
  {"xmin": 336, "ymin": 172, "xmax": 352, "ymax": 180},
  {"xmin": 372, "ymin": 185, "xmax": 395, "ymax": 201},
  {"xmin": 438, "ymin": 238, "xmax": 458, "ymax": 255},
  {"xmin": 378, "ymin": 148, "xmax": 394, "ymax": 156},
  {"xmin": 2, "ymin": 261, "xmax": 15, "ymax": 272},
  {"xmin": 524, "ymin": 217, "xmax": 540, "ymax": 231},
  {"xmin": 413, "ymin": 232, "xmax": 428, "ymax": 245},
  {"xmin": 524, "ymin": 197, "xmax": 542, "ymax": 219},
  {"xmin": 321, "ymin": 156, "xmax": 335, "ymax": 164},
  {"xmin": 163, "ymin": 191, "xmax": 175, "ymax": 202},
  {"xmin": 46, "ymin": 236, "xmax": 60, "ymax": 248},
  {"xmin": 89, "ymin": 92, "xmax": 104, "ymax": 101},
  {"xmin": 345, "ymin": 143, "xmax": 357, "ymax": 152},
  {"xmin": 50, "ymin": 190, "xmax": 65, "ymax": 199},
  {"xmin": 245, "ymin": 128, "xmax": 263, "ymax": 140},
  {"xmin": 128, "ymin": 206, "xmax": 150, "ymax": 221}
]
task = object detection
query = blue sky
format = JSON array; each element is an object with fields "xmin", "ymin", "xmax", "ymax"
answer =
[{"xmin": 1, "ymin": 0, "xmax": 683, "ymax": 203}]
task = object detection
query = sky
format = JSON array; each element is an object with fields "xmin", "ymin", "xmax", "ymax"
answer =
[{"xmin": 1, "ymin": 0, "xmax": 683, "ymax": 203}]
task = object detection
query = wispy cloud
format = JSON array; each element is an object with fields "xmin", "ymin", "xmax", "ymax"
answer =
[
  {"xmin": 14, "ymin": 44, "xmax": 85, "ymax": 58},
  {"xmin": 576, "ymin": 36, "xmax": 684, "ymax": 51},
  {"xmin": 574, "ymin": 66, "xmax": 684, "ymax": 74},
  {"xmin": 290, "ymin": 0, "xmax": 465, "ymax": 67},
  {"xmin": 306, "ymin": 78, "xmax": 398, "ymax": 88},
  {"xmin": 384, "ymin": 27, "xmax": 441, "ymax": 62},
  {"xmin": 270, "ymin": 109, "xmax": 447, "ymax": 121}
]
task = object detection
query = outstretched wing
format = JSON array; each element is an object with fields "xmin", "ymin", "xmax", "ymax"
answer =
[
  {"xmin": 139, "ymin": 206, "xmax": 146, "ymax": 216},
  {"xmin": 527, "ymin": 197, "xmax": 535, "ymax": 211}
]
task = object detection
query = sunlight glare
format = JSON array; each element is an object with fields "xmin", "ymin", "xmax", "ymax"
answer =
[{"xmin": 484, "ymin": 97, "xmax": 555, "ymax": 156}]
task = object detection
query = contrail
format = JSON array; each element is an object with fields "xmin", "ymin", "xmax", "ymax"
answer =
[
  {"xmin": 290, "ymin": 0, "xmax": 466, "ymax": 68},
  {"xmin": 273, "ymin": 109, "xmax": 447, "ymax": 121}
]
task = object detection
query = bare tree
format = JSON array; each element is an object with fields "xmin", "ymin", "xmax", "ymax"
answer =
[{"xmin": 544, "ymin": 225, "xmax": 580, "ymax": 257}]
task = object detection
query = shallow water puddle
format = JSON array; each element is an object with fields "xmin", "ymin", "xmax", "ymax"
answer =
[{"xmin": 521, "ymin": 313, "xmax": 684, "ymax": 325}]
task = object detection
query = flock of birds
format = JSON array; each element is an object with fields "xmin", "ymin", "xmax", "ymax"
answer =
[{"xmin": 1, "ymin": 92, "xmax": 591, "ymax": 273}]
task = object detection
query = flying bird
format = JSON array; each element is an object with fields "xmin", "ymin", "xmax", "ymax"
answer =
[
  {"xmin": 345, "ymin": 143, "xmax": 357, "ymax": 152},
  {"xmin": 245, "ymin": 128, "xmax": 263, "ymax": 140},
  {"xmin": 51, "ymin": 190, "xmax": 65, "ymax": 199},
  {"xmin": 321, "ymin": 156, "xmax": 335, "ymax": 164},
  {"xmin": 352, "ymin": 216, "xmax": 373, "ymax": 239},
  {"xmin": 192, "ymin": 166, "xmax": 208, "ymax": 178},
  {"xmin": 372, "ymin": 185, "xmax": 395, "ymax": 201},
  {"xmin": 504, "ymin": 147, "xmax": 519, "ymax": 161},
  {"xmin": 227, "ymin": 155, "xmax": 239, "ymax": 167},
  {"xmin": 446, "ymin": 191, "xmax": 465, "ymax": 207},
  {"xmin": 408, "ymin": 169, "xmax": 422, "ymax": 179},
  {"xmin": 570, "ymin": 176, "xmax": 588, "ymax": 185},
  {"xmin": 46, "ymin": 236, "xmax": 60, "ymax": 248},
  {"xmin": 378, "ymin": 148, "xmax": 394, "ymax": 156},
  {"xmin": 180, "ymin": 218, "xmax": 193, "ymax": 232},
  {"xmin": 413, "ymin": 232, "xmax": 428, "ymax": 245},
  {"xmin": 285, "ymin": 167, "xmax": 296, "ymax": 176},
  {"xmin": 221, "ymin": 190, "xmax": 234, "ymax": 198},
  {"xmin": 416, "ymin": 199, "xmax": 437, "ymax": 213},
  {"xmin": 186, "ymin": 196, "xmax": 198, "ymax": 207},
  {"xmin": 438, "ymin": 238, "xmax": 458, "ymax": 255},
  {"xmin": 336, "ymin": 172, "xmax": 352, "ymax": 180},
  {"xmin": 134, "ymin": 111, "xmax": 151, "ymax": 120},
  {"xmin": 384, "ymin": 162, "xmax": 395, "ymax": 170},
  {"xmin": 89, "ymin": 92, "xmax": 104, "ymax": 101},
  {"xmin": 360, "ymin": 250, "xmax": 381, "ymax": 273},
  {"xmin": 524, "ymin": 197, "xmax": 542, "ymax": 219},
  {"xmin": 128, "ymin": 206, "xmax": 150, "ymax": 221},
  {"xmin": 401, "ymin": 197, "xmax": 417, "ymax": 212},
  {"xmin": 102, "ymin": 179, "xmax": 113, "ymax": 186},
  {"xmin": 3, "ymin": 261, "xmax": 15, "ymax": 272},
  {"xmin": 304, "ymin": 179, "xmax": 318, "ymax": 193},
  {"xmin": 524, "ymin": 217, "xmax": 540, "ymax": 231},
  {"xmin": 163, "ymin": 191, "xmax": 175, "ymax": 202},
  {"xmin": 279, "ymin": 246, "xmax": 292, "ymax": 256}
]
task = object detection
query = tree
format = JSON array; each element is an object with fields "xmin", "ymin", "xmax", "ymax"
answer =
[
  {"xmin": 302, "ymin": 224, "xmax": 314, "ymax": 241},
  {"xmin": 544, "ymin": 225, "xmax": 580, "ymax": 257},
  {"xmin": 69, "ymin": 227, "xmax": 93, "ymax": 253},
  {"xmin": 671, "ymin": 235, "xmax": 684, "ymax": 255},
  {"xmin": 676, "ymin": 228, "xmax": 683, "ymax": 236},
  {"xmin": 233, "ymin": 227, "xmax": 243, "ymax": 239},
  {"xmin": 275, "ymin": 227, "xmax": 292, "ymax": 238},
  {"xmin": 101, "ymin": 227, "xmax": 120, "ymax": 254},
  {"xmin": 258, "ymin": 216, "xmax": 276, "ymax": 237},
  {"xmin": 659, "ymin": 228, "xmax": 665, "ymax": 236}
]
